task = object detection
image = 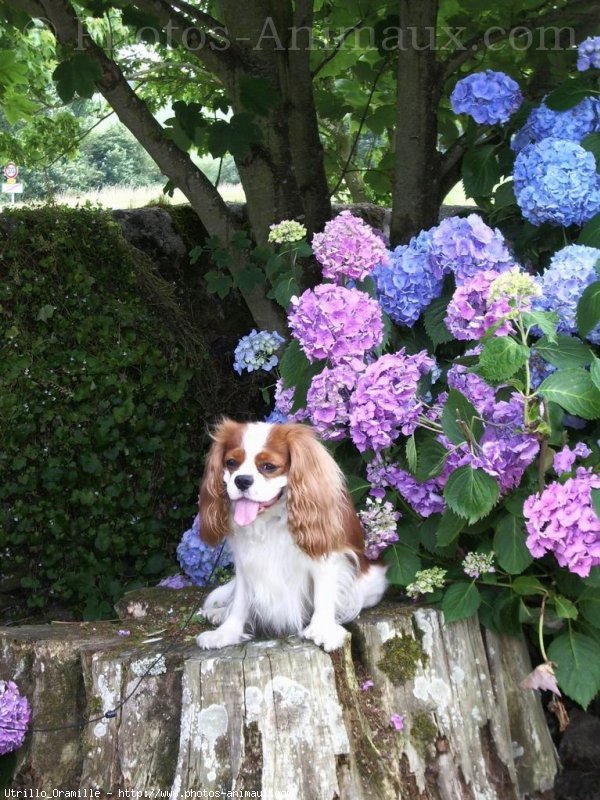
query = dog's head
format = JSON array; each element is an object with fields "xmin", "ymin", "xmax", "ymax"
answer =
[{"xmin": 199, "ymin": 419, "xmax": 346, "ymax": 556}]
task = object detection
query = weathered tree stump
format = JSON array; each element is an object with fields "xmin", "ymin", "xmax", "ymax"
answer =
[{"xmin": 0, "ymin": 592, "xmax": 557, "ymax": 798}]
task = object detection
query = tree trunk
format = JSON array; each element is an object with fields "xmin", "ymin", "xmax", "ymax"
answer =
[
  {"xmin": 1, "ymin": 592, "xmax": 557, "ymax": 798},
  {"xmin": 391, "ymin": 0, "xmax": 442, "ymax": 246}
]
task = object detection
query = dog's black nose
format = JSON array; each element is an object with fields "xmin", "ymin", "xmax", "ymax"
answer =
[{"xmin": 234, "ymin": 474, "xmax": 254, "ymax": 491}]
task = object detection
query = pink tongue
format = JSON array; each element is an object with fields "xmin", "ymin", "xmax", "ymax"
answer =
[{"xmin": 234, "ymin": 498, "xmax": 261, "ymax": 527}]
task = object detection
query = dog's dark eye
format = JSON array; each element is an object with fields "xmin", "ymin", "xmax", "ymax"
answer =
[
  {"xmin": 261, "ymin": 463, "xmax": 277, "ymax": 472},
  {"xmin": 225, "ymin": 458, "xmax": 238, "ymax": 469}
]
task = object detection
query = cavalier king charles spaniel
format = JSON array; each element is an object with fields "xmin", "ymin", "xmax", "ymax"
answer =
[{"xmin": 195, "ymin": 419, "xmax": 388, "ymax": 652}]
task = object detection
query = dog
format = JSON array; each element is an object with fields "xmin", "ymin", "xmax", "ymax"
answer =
[{"xmin": 195, "ymin": 419, "xmax": 387, "ymax": 652}]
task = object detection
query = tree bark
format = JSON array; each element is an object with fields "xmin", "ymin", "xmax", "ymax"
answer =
[{"xmin": 391, "ymin": 0, "xmax": 442, "ymax": 246}]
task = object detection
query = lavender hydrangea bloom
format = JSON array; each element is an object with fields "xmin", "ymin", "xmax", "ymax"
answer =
[
  {"xmin": 311, "ymin": 210, "xmax": 388, "ymax": 283},
  {"xmin": 289, "ymin": 284, "xmax": 383, "ymax": 364},
  {"xmin": 366, "ymin": 455, "xmax": 445, "ymax": 516},
  {"xmin": 373, "ymin": 230, "xmax": 443, "ymax": 327},
  {"xmin": 233, "ymin": 329, "xmax": 285, "ymax": 374},
  {"xmin": 534, "ymin": 244, "xmax": 600, "ymax": 344},
  {"xmin": 511, "ymin": 98, "xmax": 600, "ymax": 152},
  {"xmin": 553, "ymin": 442, "xmax": 592, "ymax": 475},
  {"xmin": 157, "ymin": 574, "xmax": 192, "ymax": 589},
  {"xmin": 513, "ymin": 138, "xmax": 600, "ymax": 227},
  {"xmin": 578, "ymin": 36, "xmax": 600, "ymax": 71},
  {"xmin": 305, "ymin": 364, "xmax": 359, "ymax": 441},
  {"xmin": 446, "ymin": 364, "xmax": 497, "ymax": 417},
  {"xmin": 358, "ymin": 498, "xmax": 400, "ymax": 560},
  {"xmin": 445, "ymin": 270, "xmax": 513, "ymax": 341},
  {"xmin": 0, "ymin": 681, "xmax": 31, "ymax": 755},
  {"xmin": 524, "ymin": 467, "xmax": 600, "ymax": 577},
  {"xmin": 430, "ymin": 215, "xmax": 513, "ymax": 284},
  {"xmin": 450, "ymin": 70, "xmax": 523, "ymax": 125},
  {"xmin": 349, "ymin": 350, "xmax": 434, "ymax": 452},
  {"xmin": 177, "ymin": 515, "xmax": 233, "ymax": 586}
]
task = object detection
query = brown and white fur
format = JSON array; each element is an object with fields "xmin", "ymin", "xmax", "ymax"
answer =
[{"xmin": 196, "ymin": 419, "xmax": 387, "ymax": 652}]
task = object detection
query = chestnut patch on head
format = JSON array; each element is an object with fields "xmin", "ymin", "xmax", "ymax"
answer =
[{"xmin": 224, "ymin": 447, "xmax": 245, "ymax": 472}]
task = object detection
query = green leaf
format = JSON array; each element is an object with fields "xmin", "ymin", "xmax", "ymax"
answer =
[
  {"xmin": 423, "ymin": 294, "xmax": 453, "ymax": 348},
  {"xmin": 278, "ymin": 341, "xmax": 323, "ymax": 413},
  {"xmin": 478, "ymin": 337, "xmax": 529, "ymax": 382},
  {"xmin": 578, "ymin": 212, "xmax": 600, "ymax": 248},
  {"xmin": 512, "ymin": 575, "xmax": 546, "ymax": 596},
  {"xmin": 582, "ymin": 132, "xmax": 600, "ymax": 170},
  {"xmin": 239, "ymin": 76, "xmax": 280, "ymax": 116},
  {"xmin": 415, "ymin": 437, "xmax": 448, "ymax": 482},
  {"xmin": 579, "ymin": 587, "xmax": 600, "ymax": 627},
  {"xmin": 441, "ymin": 389, "xmax": 483, "ymax": 445},
  {"xmin": 534, "ymin": 335, "xmax": 593, "ymax": 369},
  {"xmin": 268, "ymin": 277, "xmax": 300, "ymax": 310},
  {"xmin": 522, "ymin": 311, "xmax": 558, "ymax": 343},
  {"xmin": 554, "ymin": 596, "xmax": 578, "ymax": 620},
  {"xmin": 0, "ymin": 751, "xmax": 17, "ymax": 791},
  {"xmin": 436, "ymin": 509, "xmax": 465, "ymax": 547},
  {"xmin": 53, "ymin": 54, "xmax": 102, "ymax": 102},
  {"xmin": 545, "ymin": 78, "xmax": 595, "ymax": 111},
  {"xmin": 443, "ymin": 466, "xmax": 499, "ymax": 524},
  {"xmin": 538, "ymin": 368, "xmax": 600, "ymax": 420},
  {"xmin": 36, "ymin": 304, "xmax": 56, "ymax": 322},
  {"xmin": 207, "ymin": 113, "xmax": 263, "ymax": 159},
  {"xmin": 591, "ymin": 356, "xmax": 600, "ymax": 391},
  {"xmin": 493, "ymin": 514, "xmax": 533, "ymax": 574},
  {"xmin": 383, "ymin": 544, "xmax": 421, "ymax": 587},
  {"xmin": 548, "ymin": 630, "xmax": 600, "ymax": 708},
  {"xmin": 462, "ymin": 145, "xmax": 500, "ymax": 198},
  {"xmin": 233, "ymin": 264, "xmax": 265, "ymax": 294},
  {"xmin": 80, "ymin": 453, "xmax": 102, "ymax": 475},
  {"xmin": 592, "ymin": 488, "xmax": 600, "ymax": 519},
  {"xmin": 576, "ymin": 280, "xmax": 600, "ymax": 338},
  {"xmin": 345, "ymin": 474, "xmax": 371, "ymax": 503},
  {"xmin": 442, "ymin": 582, "xmax": 481, "ymax": 623},
  {"xmin": 406, "ymin": 435, "xmax": 418, "ymax": 475},
  {"xmin": 204, "ymin": 270, "xmax": 233, "ymax": 299}
]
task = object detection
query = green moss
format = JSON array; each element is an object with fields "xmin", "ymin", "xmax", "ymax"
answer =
[
  {"xmin": 377, "ymin": 634, "xmax": 428, "ymax": 684},
  {"xmin": 410, "ymin": 712, "xmax": 438, "ymax": 758}
]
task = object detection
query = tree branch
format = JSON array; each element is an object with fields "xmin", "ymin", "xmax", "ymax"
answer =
[
  {"xmin": 440, "ymin": 0, "xmax": 599, "ymax": 83},
  {"xmin": 311, "ymin": 18, "xmax": 366, "ymax": 78}
]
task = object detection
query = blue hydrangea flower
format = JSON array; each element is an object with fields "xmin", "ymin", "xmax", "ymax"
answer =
[
  {"xmin": 534, "ymin": 244, "xmax": 600, "ymax": 345},
  {"xmin": 430, "ymin": 214, "xmax": 513, "ymax": 284},
  {"xmin": 264, "ymin": 408, "xmax": 289, "ymax": 423},
  {"xmin": 578, "ymin": 36, "xmax": 600, "ymax": 71},
  {"xmin": 513, "ymin": 138, "xmax": 600, "ymax": 227},
  {"xmin": 512, "ymin": 98, "xmax": 600, "ymax": 153},
  {"xmin": 450, "ymin": 70, "xmax": 523, "ymax": 125},
  {"xmin": 233, "ymin": 329, "xmax": 285, "ymax": 374},
  {"xmin": 177, "ymin": 515, "xmax": 233, "ymax": 586},
  {"xmin": 372, "ymin": 230, "xmax": 443, "ymax": 327}
]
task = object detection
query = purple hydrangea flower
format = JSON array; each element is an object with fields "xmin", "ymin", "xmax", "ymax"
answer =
[
  {"xmin": 511, "ymin": 98, "xmax": 600, "ymax": 152},
  {"xmin": 534, "ymin": 244, "xmax": 600, "ymax": 345},
  {"xmin": 233, "ymin": 329, "xmax": 285, "ymax": 374},
  {"xmin": 288, "ymin": 284, "xmax": 383, "ymax": 364},
  {"xmin": 430, "ymin": 215, "xmax": 513, "ymax": 284},
  {"xmin": 157, "ymin": 574, "xmax": 192, "ymax": 589},
  {"xmin": 446, "ymin": 364, "xmax": 497, "ymax": 417},
  {"xmin": 373, "ymin": 230, "xmax": 444, "ymax": 327},
  {"xmin": 305, "ymin": 364, "xmax": 359, "ymax": 441},
  {"xmin": 0, "ymin": 681, "xmax": 31, "ymax": 755},
  {"xmin": 513, "ymin": 138, "xmax": 600, "ymax": 227},
  {"xmin": 358, "ymin": 498, "xmax": 400, "ymax": 560},
  {"xmin": 553, "ymin": 442, "xmax": 592, "ymax": 475},
  {"xmin": 578, "ymin": 36, "xmax": 600, "ymax": 71},
  {"xmin": 349, "ymin": 350, "xmax": 434, "ymax": 452},
  {"xmin": 311, "ymin": 210, "xmax": 388, "ymax": 283},
  {"xmin": 367, "ymin": 455, "xmax": 446, "ymax": 516},
  {"xmin": 445, "ymin": 270, "xmax": 513, "ymax": 341},
  {"xmin": 524, "ymin": 467, "xmax": 600, "ymax": 577},
  {"xmin": 177, "ymin": 514, "xmax": 233, "ymax": 586},
  {"xmin": 450, "ymin": 70, "xmax": 523, "ymax": 125}
]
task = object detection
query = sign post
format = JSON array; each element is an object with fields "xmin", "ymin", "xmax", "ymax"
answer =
[{"xmin": 2, "ymin": 162, "xmax": 23, "ymax": 203}]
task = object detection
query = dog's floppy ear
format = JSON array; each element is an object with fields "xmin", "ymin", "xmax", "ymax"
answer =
[
  {"xmin": 199, "ymin": 419, "xmax": 240, "ymax": 545},
  {"xmin": 284, "ymin": 423, "xmax": 346, "ymax": 557}
]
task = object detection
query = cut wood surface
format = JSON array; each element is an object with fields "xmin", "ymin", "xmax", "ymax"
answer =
[{"xmin": 0, "ymin": 591, "xmax": 558, "ymax": 799}]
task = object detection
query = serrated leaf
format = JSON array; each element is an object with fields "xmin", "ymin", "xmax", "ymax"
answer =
[
  {"xmin": 545, "ymin": 78, "xmax": 595, "ymax": 111},
  {"xmin": 582, "ymin": 132, "xmax": 600, "ymax": 169},
  {"xmin": 534, "ymin": 335, "xmax": 593, "ymax": 369},
  {"xmin": 462, "ymin": 145, "xmax": 499, "ymax": 198},
  {"xmin": 441, "ymin": 389, "xmax": 483, "ymax": 445},
  {"xmin": 204, "ymin": 270, "xmax": 233, "ymax": 299},
  {"xmin": 207, "ymin": 113, "xmax": 263, "ymax": 159},
  {"xmin": 53, "ymin": 54, "xmax": 102, "ymax": 102},
  {"xmin": 423, "ymin": 294, "xmax": 453, "ymax": 348},
  {"xmin": 591, "ymin": 357, "xmax": 600, "ymax": 391},
  {"xmin": 345, "ymin": 474, "xmax": 371, "ymax": 503},
  {"xmin": 269, "ymin": 277, "xmax": 300, "ymax": 309},
  {"xmin": 406, "ymin": 435, "xmax": 418, "ymax": 474},
  {"xmin": 579, "ymin": 587, "xmax": 600, "ymax": 627},
  {"xmin": 493, "ymin": 514, "xmax": 533, "ymax": 574},
  {"xmin": 383, "ymin": 544, "xmax": 421, "ymax": 587},
  {"xmin": 233, "ymin": 264, "xmax": 265, "ymax": 294},
  {"xmin": 36, "ymin": 304, "xmax": 56, "ymax": 322},
  {"xmin": 548, "ymin": 630, "xmax": 600, "ymax": 708},
  {"xmin": 436, "ymin": 509, "xmax": 465, "ymax": 547},
  {"xmin": 512, "ymin": 575, "xmax": 546, "ymax": 596},
  {"xmin": 554, "ymin": 596, "xmax": 578, "ymax": 620},
  {"xmin": 578, "ymin": 212, "xmax": 600, "ymax": 248},
  {"xmin": 443, "ymin": 466, "xmax": 499, "ymax": 524},
  {"xmin": 592, "ymin": 488, "xmax": 600, "ymax": 519},
  {"xmin": 478, "ymin": 337, "xmax": 529, "ymax": 382},
  {"xmin": 522, "ymin": 311, "xmax": 558, "ymax": 343},
  {"xmin": 538, "ymin": 368, "xmax": 600, "ymax": 420},
  {"xmin": 239, "ymin": 76, "xmax": 280, "ymax": 116},
  {"xmin": 576, "ymin": 280, "xmax": 600, "ymax": 339},
  {"xmin": 278, "ymin": 340, "xmax": 323, "ymax": 412},
  {"xmin": 415, "ymin": 437, "xmax": 448, "ymax": 482},
  {"xmin": 442, "ymin": 582, "xmax": 481, "ymax": 623}
]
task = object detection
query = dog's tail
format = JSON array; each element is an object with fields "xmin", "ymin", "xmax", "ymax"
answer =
[{"xmin": 357, "ymin": 562, "xmax": 388, "ymax": 610}]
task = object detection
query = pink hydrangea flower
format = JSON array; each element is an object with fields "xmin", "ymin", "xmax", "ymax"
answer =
[
  {"xmin": 0, "ymin": 681, "xmax": 31, "ymax": 755},
  {"xmin": 312, "ymin": 210, "xmax": 388, "ymax": 283},
  {"xmin": 390, "ymin": 713, "xmax": 405, "ymax": 731},
  {"xmin": 305, "ymin": 364, "xmax": 360, "ymax": 441},
  {"xmin": 360, "ymin": 680, "xmax": 374, "ymax": 692},
  {"xmin": 553, "ymin": 442, "xmax": 592, "ymax": 475},
  {"xmin": 445, "ymin": 270, "xmax": 514, "ymax": 341}
]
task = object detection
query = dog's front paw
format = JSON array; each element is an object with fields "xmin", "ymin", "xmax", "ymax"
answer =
[
  {"xmin": 302, "ymin": 620, "xmax": 349, "ymax": 652},
  {"xmin": 202, "ymin": 604, "xmax": 229, "ymax": 625},
  {"xmin": 196, "ymin": 626, "xmax": 247, "ymax": 650}
]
